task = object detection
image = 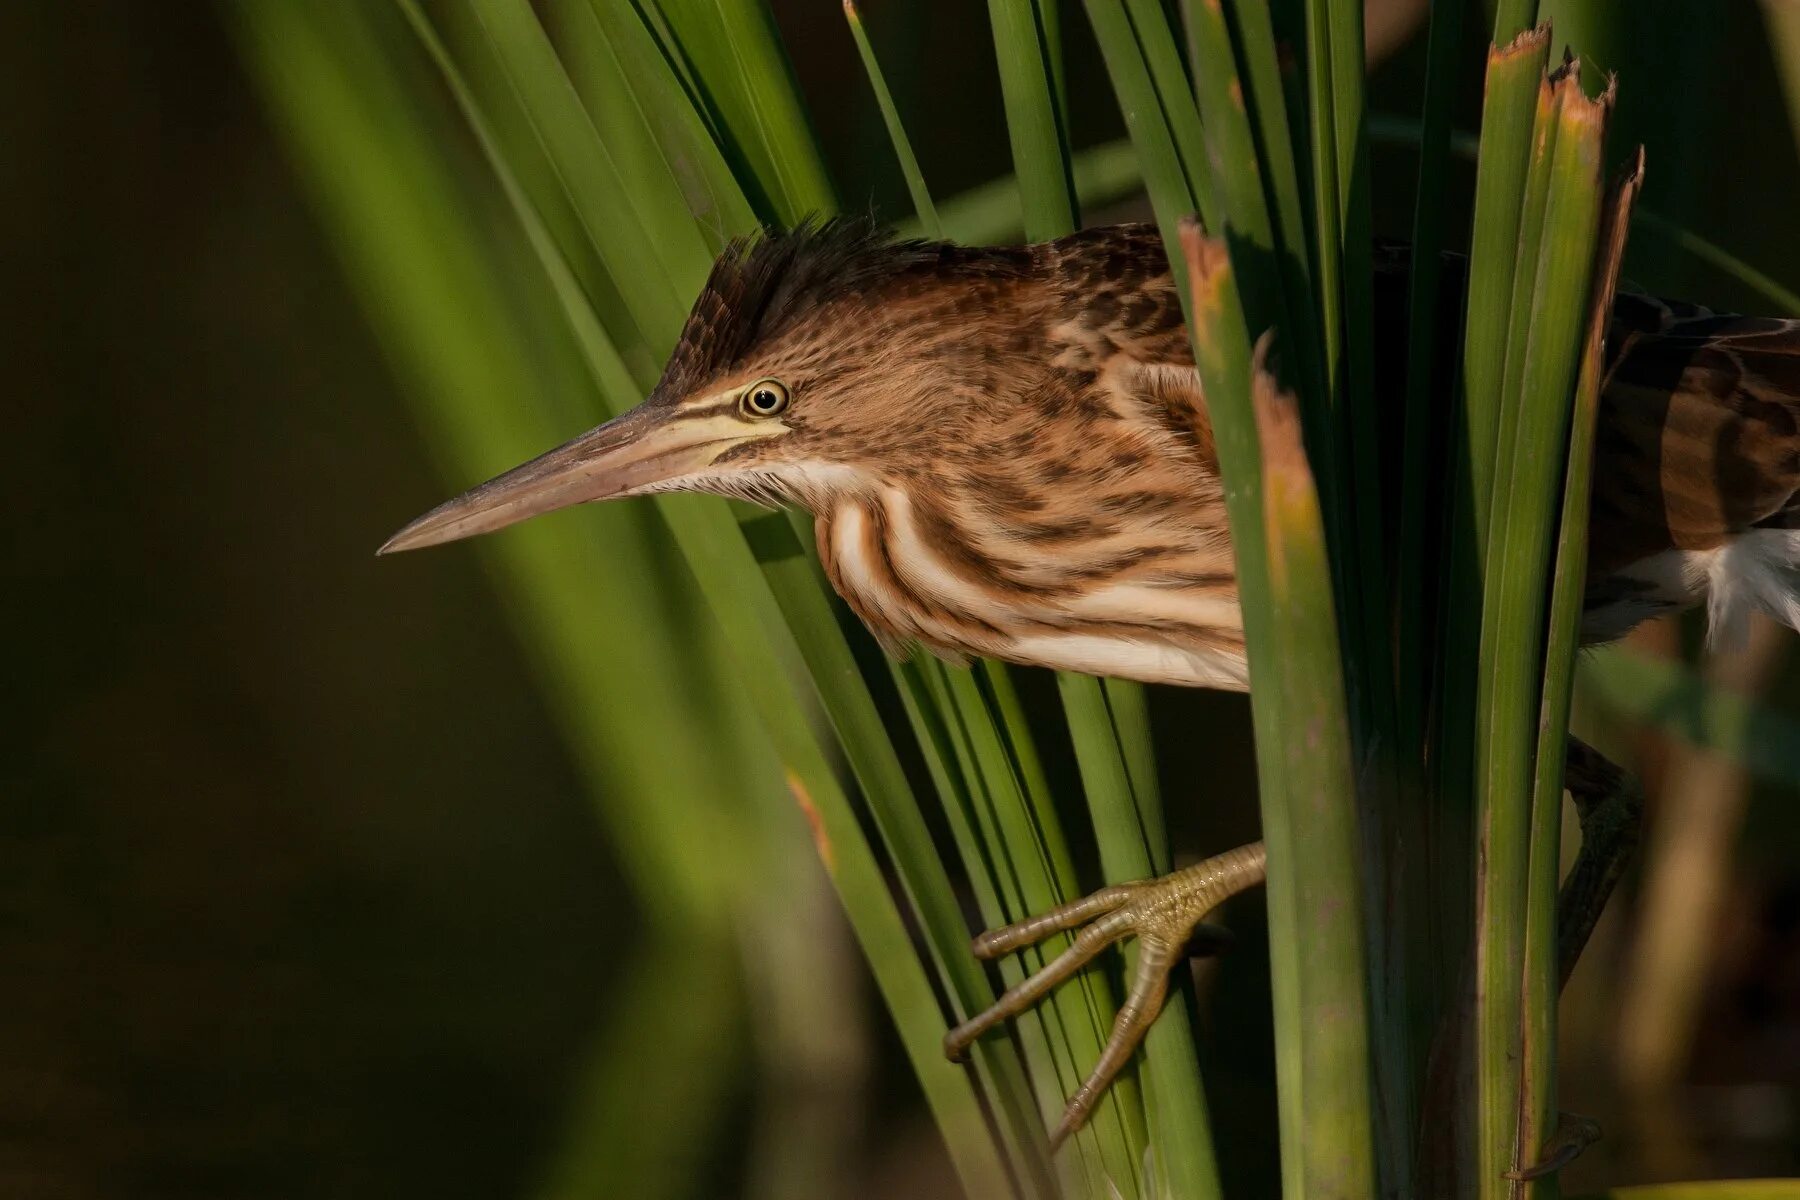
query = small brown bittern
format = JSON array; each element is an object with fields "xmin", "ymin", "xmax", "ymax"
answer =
[{"xmin": 383, "ymin": 218, "xmax": 1800, "ymax": 1148}]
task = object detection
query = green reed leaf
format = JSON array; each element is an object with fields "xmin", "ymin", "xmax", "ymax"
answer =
[
  {"xmin": 645, "ymin": 0, "xmax": 838, "ymax": 223},
  {"xmin": 1520, "ymin": 149, "xmax": 1642, "ymax": 1189},
  {"xmin": 844, "ymin": 0, "xmax": 940, "ymax": 237},
  {"xmin": 1468, "ymin": 63, "xmax": 1611, "ymax": 1197},
  {"xmin": 922, "ymin": 138, "xmax": 1144, "ymax": 245},
  {"xmin": 989, "ymin": 0, "xmax": 1079, "ymax": 240}
]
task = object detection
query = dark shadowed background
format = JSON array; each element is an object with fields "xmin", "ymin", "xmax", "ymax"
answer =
[{"xmin": 8, "ymin": 2, "xmax": 1800, "ymax": 1196}]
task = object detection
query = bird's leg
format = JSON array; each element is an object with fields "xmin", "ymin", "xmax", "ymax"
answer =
[
  {"xmin": 953, "ymin": 738, "xmax": 1644, "ymax": 1162},
  {"xmin": 1556, "ymin": 735, "xmax": 1645, "ymax": 989},
  {"xmin": 1504, "ymin": 1112, "xmax": 1604, "ymax": 1181},
  {"xmin": 943, "ymin": 841, "xmax": 1267, "ymax": 1149}
]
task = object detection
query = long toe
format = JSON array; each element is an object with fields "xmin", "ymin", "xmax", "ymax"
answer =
[
  {"xmin": 1049, "ymin": 936, "xmax": 1177, "ymax": 1149},
  {"xmin": 944, "ymin": 910, "xmax": 1134, "ymax": 1061},
  {"xmin": 944, "ymin": 841, "xmax": 1271, "ymax": 1152}
]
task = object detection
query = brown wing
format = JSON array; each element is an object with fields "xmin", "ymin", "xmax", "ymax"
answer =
[
  {"xmin": 1042, "ymin": 224, "xmax": 1199, "ymax": 369},
  {"xmin": 1588, "ymin": 300, "xmax": 1800, "ymax": 578}
]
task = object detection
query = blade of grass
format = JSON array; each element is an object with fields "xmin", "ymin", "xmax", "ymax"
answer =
[
  {"xmin": 1058, "ymin": 671, "xmax": 1220, "ymax": 1200},
  {"xmin": 1122, "ymin": 0, "xmax": 1214, "ymax": 227},
  {"xmin": 1100, "ymin": 676, "xmax": 1163, "ymax": 854},
  {"xmin": 1462, "ymin": 26, "xmax": 1554, "ymax": 549},
  {"xmin": 1178, "ymin": 220, "xmax": 1378, "ymax": 1200},
  {"xmin": 399, "ymin": 3, "xmax": 1049, "ymax": 1189},
  {"xmin": 1470, "ymin": 64, "xmax": 1611, "ymax": 1196},
  {"xmin": 912, "ymin": 661, "xmax": 1107, "ymax": 1197},
  {"xmin": 890, "ymin": 657, "xmax": 1067, "ymax": 1196},
  {"xmin": 940, "ymin": 664, "xmax": 1147, "ymax": 1196},
  {"xmin": 1248, "ymin": 1, "xmax": 1414, "ymax": 1180},
  {"xmin": 1396, "ymin": 0, "xmax": 1468, "ymax": 723},
  {"xmin": 836, "ymin": 8, "xmax": 1171, "ymax": 1188},
  {"xmin": 1368, "ymin": 114, "xmax": 1800, "ymax": 315},
  {"xmin": 1494, "ymin": 0, "xmax": 1539, "ymax": 42},
  {"xmin": 923, "ymin": 138, "xmax": 1146, "ymax": 244},
  {"xmin": 433, "ymin": 2, "xmax": 662, "ymax": 381},
  {"xmin": 534, "ymin": 944, "xmax": 744, "ymax": 1200},
  {"xmin": 547, "ymin": 0, "xmax": 755, "ymax": 247},
  {"xmin": 1193, "ymin": 1, "xmax": 1327, "ymax": 422},
  {"xmin": 1253, "ymin": 342, "xmax": 1379, "ymax": 1200},
  {"xmin": 1431, "ymin": 36, "xmax": 1554, "ymax": 1083},
  {"xmin": 1182, "ymin": 1, "xmax": 1344, "ymax": 621},
  {"xmin": 980, "ymin": 661, "xmax": 1157, "ymax": 1183},
  {"xmin": 614, "ymin": 0, "xmax": 711, "ymax": 139},
  {"xmin": 644, "ymin": 0, "xmax": 838, "ymax": 222},
  {"xmin": 1174, "ymin": 225, "xmax": 1321, "ymax": 1199},
  {"xmin": 1038, "ymin": 0, "xmax": 1070, "ymax": 128},
  {"xmin": 991, "ymin": 7, "xmax": 1235, "ymax": 1191},
  {"xmin": 843, "ymin": 7, "xmax": 1174, "ymax": 1185},
  {"xmin": 1174, "ymin": 224, "xmax": 1303, "ymax": 1194},
  {"xmin": 1323, "ymin": 0, "xmax": 1374, "ymax": 429},
  {"xmin": 986, "ymin": 6, "xmax": 1178, "ymax": 1187},
  {"xmin": 1083, "ymin": 2, "xmax": 1214, "ymax": 243},
  {"xmin": 1175, "ymin": 10, "xmax": 1393, "ymax": 1192},
  {"xmin": 989, "ymin": 0, "xmax": 1079, "ymax": 239},
  {"xmin": 1303, "ymin": 0, "xmax": 1348, "ymax": 425},
  {"xmin": 750, "ymin": 530, "xmax": 1061, "ymax": 1196},
  {"xmin": 1518, "ymin": 147, "xmax": 1641, "ymax": 1195},
  {"xmin": 1225, "ymin": 0, "xmax": 1334, "ymax": 479},
  {"xmin": 843, "ymin": 0, "xmax": 939, "ymax": 236},
  {"xmin": 227, "ymin": 14, "xmax": 801, "ymax": 1200},
  {"xmin": 469, "ymin": 0, "xmax": 705, "ymax": 331},
  {"xmin": 1304, "ymin": 0, "xmax": 1389, "ymax": 737}
]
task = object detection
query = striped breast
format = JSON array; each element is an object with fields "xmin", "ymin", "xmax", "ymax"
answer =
[
  {"xmin": 807, "ymin": 228, "xmax": 1252, "ymax": 689},
  {"xmin": 816, "ymin": 488, "xmax": 1250, "ymax": 689},
  {"xmin": 812, "ymin": 358, "xmax": 1250, "ymax": 689}
]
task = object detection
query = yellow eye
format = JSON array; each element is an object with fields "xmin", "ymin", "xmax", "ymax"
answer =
[{"xmin": 740, "ymin": 378, "xmax": 791, "ymax": 418}]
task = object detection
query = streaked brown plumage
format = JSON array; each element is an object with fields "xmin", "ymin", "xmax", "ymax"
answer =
[
  {"xmin": 381, "ymin": 217, "xmax": 1800, "ymax": 1149},
  {"xmin": 386, "ymin": 218, "xmax": 1800, "ymax": 670}
]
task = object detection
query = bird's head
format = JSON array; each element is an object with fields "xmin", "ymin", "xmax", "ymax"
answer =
[{"xmin": 379, "ymin": 217, "xmax": 1040, "ymax": 555}]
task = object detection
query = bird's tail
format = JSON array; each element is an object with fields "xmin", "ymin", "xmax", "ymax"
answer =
[{"xmin": 1706, "ymin": 528, "xmax": 1800, "ymax": 645}]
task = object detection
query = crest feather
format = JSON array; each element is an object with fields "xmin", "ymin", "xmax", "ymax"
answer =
[{"xmin": 654, "ymin": 215, "xmax": 1031, "ymax": 400}]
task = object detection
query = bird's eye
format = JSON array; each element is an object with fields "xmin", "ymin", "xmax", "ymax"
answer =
[{"xmin": 740, "ymin": 379, "xmax": 791, "ymax": 418}]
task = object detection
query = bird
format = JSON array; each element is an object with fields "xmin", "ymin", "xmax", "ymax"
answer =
[{"xmin": 380, "ymin": 216, "xmax": 1800, "ymax": 1149}]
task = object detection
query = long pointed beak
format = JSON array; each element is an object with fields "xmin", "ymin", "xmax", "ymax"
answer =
[{"xmin": 379, "ymin": 403, "xmax": 745, "ymax": 555}]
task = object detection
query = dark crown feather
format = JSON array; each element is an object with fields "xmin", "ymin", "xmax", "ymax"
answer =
[{"xmin": 653, "ymin": 215, "xmax": 1032, "ymax": 401}]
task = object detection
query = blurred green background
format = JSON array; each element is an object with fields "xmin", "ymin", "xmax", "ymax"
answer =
[{"xmin": 8, "ymin": 2, "xmax": 1800, "ymax": 1196}]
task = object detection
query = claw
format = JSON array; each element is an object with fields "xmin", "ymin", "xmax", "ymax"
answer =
[
  {"xmin": 1503, "ymin": 1112, "xmax": 1602, "ymax": 1181},
  {"xmin": 943, "ymin": 841, "xmax": 1269, "ymax": 1150}
]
